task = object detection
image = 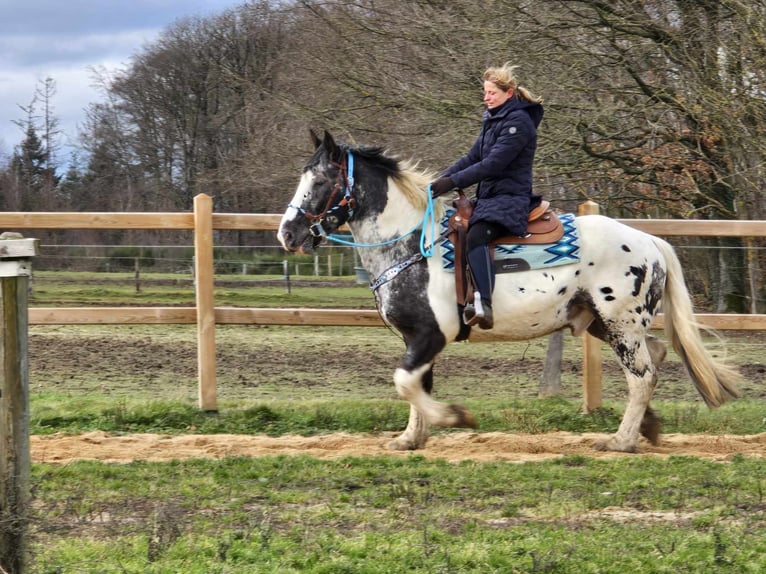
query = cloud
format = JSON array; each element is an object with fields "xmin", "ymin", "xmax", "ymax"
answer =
[
  {"xmin": 0, "ymin": 0, "xmax": 225, "ymax": 37},
  {"xmin": 0, "ymin": 31, "xmax": 155, "ymax": 69},
  {"xmin": 0, "ymin": 0, "xmax": 236, "ymax": 159}
]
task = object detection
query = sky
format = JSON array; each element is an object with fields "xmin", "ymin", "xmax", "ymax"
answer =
[{"xmin": 0, "ymin": 0, "xmax": 240, "ymax": 165}]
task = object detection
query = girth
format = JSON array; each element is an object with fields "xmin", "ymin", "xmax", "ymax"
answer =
[{"xmin": 446, "ymin": 191, "xmax": 564, "ymax": 308}]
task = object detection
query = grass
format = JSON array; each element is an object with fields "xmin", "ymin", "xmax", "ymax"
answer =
[
  {"xmin": 30, "ymin": 270, "xmax": 374, "ymax": 308},
  {"xmin": 29, "ymin": 454, "xmax": 766, "ymax": 573},
  {"xmin": 28, "ymin": 395, "xmax": 766, "ymax": 437}
]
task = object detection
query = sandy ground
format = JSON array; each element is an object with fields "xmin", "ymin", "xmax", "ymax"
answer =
[
  {"xmin": 31, "ymin": 431, "xmax": 766, "ymax": 464},
  {"xmin": 27, "ymin": 328, "xmax": 766, "ymax": 465}
]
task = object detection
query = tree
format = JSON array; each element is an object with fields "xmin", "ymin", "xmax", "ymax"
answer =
[
  {"xmin": 3, "ymin": 79, "xmax": 62, "ymax": 213},
  {"xmin": 10, "ymin": 123, "xmax": 58, "ymax": 211},
  {"xmin": 36, "ymin": 76, "xmax": 61, "ymax": 171},
  {"xmin": 65, "ymin": 0, "xmax": 763, "ymax": 309}
]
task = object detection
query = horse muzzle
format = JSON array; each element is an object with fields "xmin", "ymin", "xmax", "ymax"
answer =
[{"xmin": 278, "ymin": 222, "xmax": 324, "ymax": 254}]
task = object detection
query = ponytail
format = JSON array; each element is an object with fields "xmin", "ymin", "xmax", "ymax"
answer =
[{"xmin": 516, "ymin": 85, "xmax": 543, "ymax": 104}]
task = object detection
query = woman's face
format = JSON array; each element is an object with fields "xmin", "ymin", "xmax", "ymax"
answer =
[{"xmin": 483, "ymin": 81, "xmax": 513, "ymax": 109}]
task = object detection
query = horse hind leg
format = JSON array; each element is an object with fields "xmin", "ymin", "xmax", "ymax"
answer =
[
  {"xmin": 637, "ymin": 336, "xmax": 666, "ymax": 445},
  {"xmin": 640, "ymin": 406, "xmax": 662, "ymax": 446},
  {"xmin": 646, "ymin": 335, "xmax": 667, "ymax": 367},
  {"xmin": 595, "ymin": 334, "xmax": 661, "ymax": 453}
]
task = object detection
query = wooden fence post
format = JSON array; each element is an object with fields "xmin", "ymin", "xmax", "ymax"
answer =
[
  {"xmin": 578, "ymin": 201, "xmax": 603, "ymax": 413},
  {"xmin": 539, "ymin": 329, "xmax": 564, "ymax": 397},
  {"xmin": 194, "ymin": 194, "xmax": 217, "ymax": 412},
  {"xmin": 0, "ymin": 235, "xmax": 38, "ymax": 574}
]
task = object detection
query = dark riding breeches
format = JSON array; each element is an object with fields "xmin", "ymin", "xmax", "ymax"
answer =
[
  {"xmin": 466, "ymin": 221, "xmax": 505, "ymax": 302},
  {"xmin": 466, "ymin": 221, "xmax": 506, "ymax": 252}
]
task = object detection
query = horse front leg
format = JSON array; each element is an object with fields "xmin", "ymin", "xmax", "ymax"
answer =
[
  {"xmin": 388, "ymin": 404, "xmax": 430, "ymax": 451},
  {"xmin": 388, "ymin": 358, "xmax": 476, "ymax": 451}
]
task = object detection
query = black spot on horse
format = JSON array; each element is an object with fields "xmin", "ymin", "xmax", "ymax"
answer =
[
  {"xmin": 629, "ymin": 265, "xmax": 647, "ymax": 297},
  {"xmin": 600, "ymin": 287, "xmax": 616, "ymax": 302},
  {"xmin": 558, "ymin": 286, "xmax": 568, "ymax": 296},
  {"xmin": 643, "ymin": 261, "xmax": 666, "ymax": 316}
]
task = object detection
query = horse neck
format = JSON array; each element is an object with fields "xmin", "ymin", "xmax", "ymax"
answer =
[
  {"xmin": 347, "ymin": 180, "xmax": 429, "ymax": 271},
  {"xmin": 352, "ymin": 178, "xmax": 425, "ymax": 241}
]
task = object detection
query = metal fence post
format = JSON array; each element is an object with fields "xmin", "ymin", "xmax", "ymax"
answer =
[{"xmin": 0, "ymin": 234, "xmax": 38, "ymax": 574}]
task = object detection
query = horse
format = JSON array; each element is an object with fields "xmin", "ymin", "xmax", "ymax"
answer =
[{"xmin": 277, "ymin": 130, "xmax": 741, "ymax": 453}]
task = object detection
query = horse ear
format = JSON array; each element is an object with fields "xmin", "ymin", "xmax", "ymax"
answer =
[
  {"xmin": 309, "ymin": 129, "xmax": 322, "ymax": 149},
  {"xmin": 322, "ymin": 130, "xmax": 339, "ymax": 158}
]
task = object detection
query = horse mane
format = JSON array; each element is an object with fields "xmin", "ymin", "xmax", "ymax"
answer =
[{"xmin": 345, "ymin": 144, "xmax": 443, "ymax": 214}]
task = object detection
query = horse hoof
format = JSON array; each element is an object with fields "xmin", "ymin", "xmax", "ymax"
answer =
[
  {"xmin": 450, "ymin": 404, "xmax": 477, "ymax": 428},
  {"xmin": 594, "ymin": 437, "xmax": 638, "ymax": 453},
  {"xmin": 386, "ymin": 437, "xmax": 424, "ymax": 451},
  {"xmin": 640, "ymin": 407, "xmax": 663, "ymax": 446}
]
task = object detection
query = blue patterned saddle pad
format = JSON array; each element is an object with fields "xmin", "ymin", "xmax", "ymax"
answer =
[{"xmin": 440, "ymin": 212, "xmax": 580, "ymax": 274}]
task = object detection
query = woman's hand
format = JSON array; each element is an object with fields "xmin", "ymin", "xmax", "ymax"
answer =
[{"xmin": 430, "ymin": 177, "xmax": 455, "ymax": 198}]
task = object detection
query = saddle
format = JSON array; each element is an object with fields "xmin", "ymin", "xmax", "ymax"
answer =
[{"xmin": 447, "ymin": 191, "xmax": 564, "ymax": 307}]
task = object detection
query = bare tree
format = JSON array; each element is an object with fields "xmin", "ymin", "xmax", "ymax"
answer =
[
  {"xmin": 65, "ymin": 0, "xmax": 763, "ymax": 308},
  {"xmin": 36, "ymin": 76, "xmax": 61, "ymax": 171},
  {"xmin": 509, "ymin": 0, "xmax": 766, "ymax": 311}
]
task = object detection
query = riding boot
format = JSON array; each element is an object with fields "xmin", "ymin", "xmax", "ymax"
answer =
[{"xmin": 465, "ymin": 245, "xmax": 495, "ymax": 329}]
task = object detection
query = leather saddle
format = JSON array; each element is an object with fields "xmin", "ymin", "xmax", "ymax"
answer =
[{"xmin": 447, "ymin": 191, "xmax": 564, "ymax": 307}]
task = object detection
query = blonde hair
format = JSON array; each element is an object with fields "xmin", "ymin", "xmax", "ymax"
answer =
[{"xmin": 483, "ymin": 62, "xmax": 543, "ymax": 103}]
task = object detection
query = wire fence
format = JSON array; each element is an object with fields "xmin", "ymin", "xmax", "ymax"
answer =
[
  {"xmin": 35, "ymin": 244, "xmax": 366, "ymax": 279},
  {"xmin": 31, "ymin": 242, "xmax": 766, "ymax": 309}
]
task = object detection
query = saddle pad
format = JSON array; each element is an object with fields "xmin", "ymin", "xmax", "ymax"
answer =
[{"xmin": 439, "ymin": 212, "xmax": 580, "ymax": 274}]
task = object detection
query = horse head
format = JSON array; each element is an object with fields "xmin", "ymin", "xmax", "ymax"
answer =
[{"xmin": 277, "ymin": 130, "xmax": 355, "ymax": 254}]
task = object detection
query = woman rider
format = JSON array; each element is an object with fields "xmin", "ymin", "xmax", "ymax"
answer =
[{"xmin": 430, "ymin": 62, "xmax": 544, "ymax": 330}]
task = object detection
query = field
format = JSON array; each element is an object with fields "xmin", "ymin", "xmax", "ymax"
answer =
[{"xmin": 18, "ymin": 274, "xmax": 766, "ymax": 572}]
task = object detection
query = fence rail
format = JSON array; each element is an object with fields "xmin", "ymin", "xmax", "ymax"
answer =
[{"xmin": 2, "ymin": 194, "xmax": 765, "ymax": 411}]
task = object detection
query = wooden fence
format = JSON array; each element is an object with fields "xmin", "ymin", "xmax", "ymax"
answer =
[
  {"xmin": 0, "ymin": 237, "xmax": 37, "ymax": 573},
  {"xmin": 0, "ymin": 194, "xmax": 765, "ymax": 412}
]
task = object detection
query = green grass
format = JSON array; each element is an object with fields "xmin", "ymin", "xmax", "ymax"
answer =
[
  {"xmin": 29, "ymin": 455, "xmax": 766, "ymax": 573},
  {"xmin": 30, "ymin": 270, "xmax": 374, "ymax": 307},
  {"xmin": 28, "ymin": 395, "xmax": 766, "ymax": 437}
]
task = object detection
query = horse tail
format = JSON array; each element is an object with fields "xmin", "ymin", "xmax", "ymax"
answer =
[{"xmin": 653, "ymin": 237, "xmax": 741, "ymax": 408}]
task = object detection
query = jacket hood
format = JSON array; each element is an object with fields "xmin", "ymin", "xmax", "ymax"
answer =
[{"xmin": 485, "ymin": 96, "xmax": 543, "ymax": 127}]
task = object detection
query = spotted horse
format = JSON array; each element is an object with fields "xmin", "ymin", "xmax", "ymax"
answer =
[{"xmin": 277, "ymin": 130, "xmax": 741, "ymax": 453}]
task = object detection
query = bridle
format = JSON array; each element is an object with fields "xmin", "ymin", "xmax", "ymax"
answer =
[
  {"xmin": 289, "ymin": 150, "xmax": 357, "ymax": 238},
  {"xmin": 287, "ymin": 147, "xmax": 445, "ymax": 292}
]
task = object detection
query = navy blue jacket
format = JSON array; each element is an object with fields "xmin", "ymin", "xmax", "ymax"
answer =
[{"xmin": 443, "ymin": 96, "xmax": 543, "ymax": 236}]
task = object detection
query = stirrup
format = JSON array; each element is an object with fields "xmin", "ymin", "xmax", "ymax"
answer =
[
  {"xmin": 463, "ymin": 303, "xmax": 477, "ymax": 325},
  {"xmin": 463, "ymin": 291, "xmax": 480, "ymax": 325},
  {"xmin": 463, "ymin": 292, "xmax": 492, "ymax": 329}
]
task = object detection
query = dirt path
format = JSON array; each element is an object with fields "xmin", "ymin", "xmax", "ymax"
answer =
[{"xmin": 31, "ymin": 431, "xmax": 766, "ymax": 464}]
